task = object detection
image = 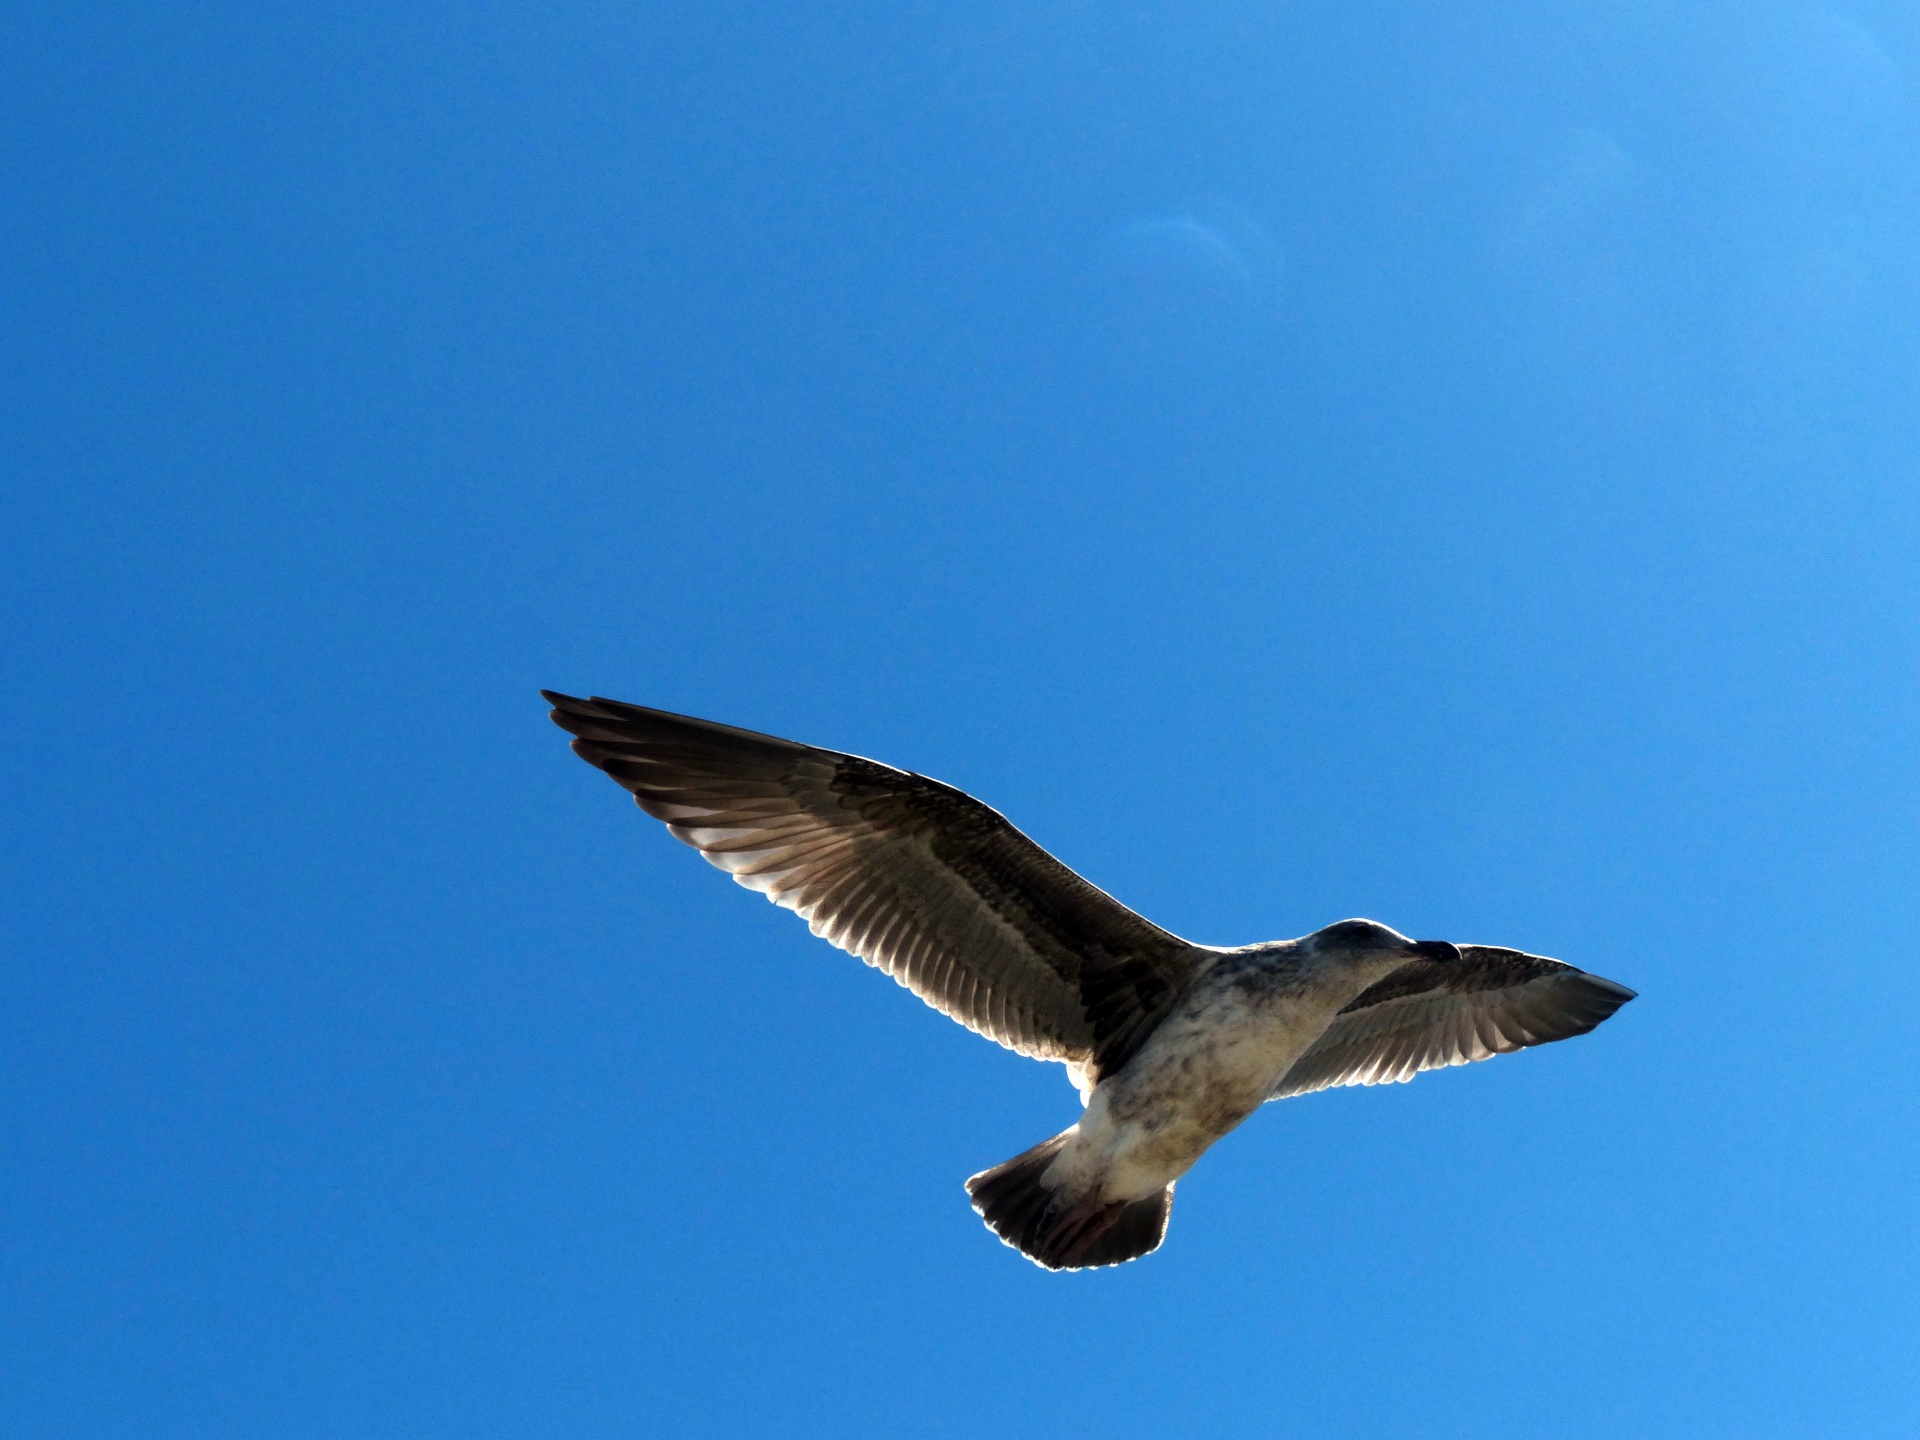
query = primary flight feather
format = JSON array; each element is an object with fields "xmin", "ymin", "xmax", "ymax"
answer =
[{"xmin": 544, "ymin": 691, "xmax": 1635, "ymax": 1270}]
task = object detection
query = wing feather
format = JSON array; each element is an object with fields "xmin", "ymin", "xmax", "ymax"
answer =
[
  {"xmin": 1271, "ymin": 946, "xmax": 1634, "ymax": 1100},
  {"xmin": 545, "ymin": 691, "xmax": 1199, "ymax": 1071}
]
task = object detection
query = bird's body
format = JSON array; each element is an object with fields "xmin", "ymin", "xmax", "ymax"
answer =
[
  {"xmin": 1077, "ymin": 942, "xmax": 1416, "ymax": 1200},
  {"xmin": 543, "ymin": 691, "xmax": 1636, "ymax": 1270}
]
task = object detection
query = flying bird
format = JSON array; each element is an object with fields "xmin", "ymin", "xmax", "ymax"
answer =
[{"xmin": 543, "ymin": 692, "xmax": 1636, "ymax": 1271}]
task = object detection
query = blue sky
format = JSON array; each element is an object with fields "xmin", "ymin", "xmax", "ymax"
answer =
[{"xmin": 5, "ymin": 2, "xmax": 1918, "ymax": 1435}]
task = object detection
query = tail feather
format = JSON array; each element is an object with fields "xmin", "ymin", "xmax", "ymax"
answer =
[{"xmin": 965, "ymin": 1132, "xmax": 1173, "ymax": 1271}]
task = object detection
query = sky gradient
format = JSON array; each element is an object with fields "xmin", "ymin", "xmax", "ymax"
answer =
[{"xmin": 5, "ymin": 3, "xmax": 1919, "ymax": 1436}]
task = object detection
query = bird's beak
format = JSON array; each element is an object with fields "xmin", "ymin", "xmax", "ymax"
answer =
[{"xmin": 1409, "ymin": 939, "xmax": 1462, "ymax": 964}]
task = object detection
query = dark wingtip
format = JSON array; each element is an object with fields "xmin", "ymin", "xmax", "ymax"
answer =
[
  {"xmin": 1553, "ymin": 972, "xmax": 1636, "ymax": 1041},
  {"xmin": 542, "ymin": 691, "xmax": 605, "ymax": 744},
  {"xmin": 1584, "ymin": 974, "xmax": 1638, "ymax": 1005}
]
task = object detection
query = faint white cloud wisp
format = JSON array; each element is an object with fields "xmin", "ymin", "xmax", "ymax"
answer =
[{"xmin": 1095, "ymin": 201, "xmax": 1283, "ymax": 367}]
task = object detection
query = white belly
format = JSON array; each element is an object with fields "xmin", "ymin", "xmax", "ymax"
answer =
[{"xmin": 1058, "ymin": 981, "xmax": 1338, "ymax": 1201}]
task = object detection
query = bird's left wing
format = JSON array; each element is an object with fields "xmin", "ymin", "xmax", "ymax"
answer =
[
  {"xmin": 1269, "ymin": 946, "xmax": 1634, "ymax": 1101},
  {"xmin": 544, "ymin": 692, "xmax": 1198, "ymax": 1079}
]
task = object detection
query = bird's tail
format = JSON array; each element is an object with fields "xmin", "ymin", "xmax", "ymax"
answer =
[{"xmin": 964, "ymin": 1130, "xmax": 1173, "ymax": 1271}]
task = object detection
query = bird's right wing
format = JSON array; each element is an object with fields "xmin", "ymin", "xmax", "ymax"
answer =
[
  {"xmin": 1269, "ymin": 946, "xmax": 1634, "ymax": 1100},
  {"xmin": 544, "ymin": 693, "xmax": 1199, "ymax": 1077}
]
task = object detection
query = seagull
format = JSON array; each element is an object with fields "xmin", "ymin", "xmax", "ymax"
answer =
[{"xmin": 544, "ymin": 692, "xmax": 1636, "ymax": 1270}]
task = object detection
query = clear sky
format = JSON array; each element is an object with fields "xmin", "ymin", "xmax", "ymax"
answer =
[{"xmin": 5, "ymin": 3, "xmax": 1918, "ymax": 1436}]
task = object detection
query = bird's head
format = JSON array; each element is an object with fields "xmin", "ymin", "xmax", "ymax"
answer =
[{"xmin": 1306, "ymin": 918, "xmax": 1461, "ymax": 968}]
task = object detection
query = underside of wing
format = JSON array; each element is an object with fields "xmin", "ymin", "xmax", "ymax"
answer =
[
  {"xmin": 544, "ymin": 692, "xmax": 1198, "ymax": 1075},
  {"xmin": 1270, "ymin": 945, "xmax": 1635, "ymax": 1101}
]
